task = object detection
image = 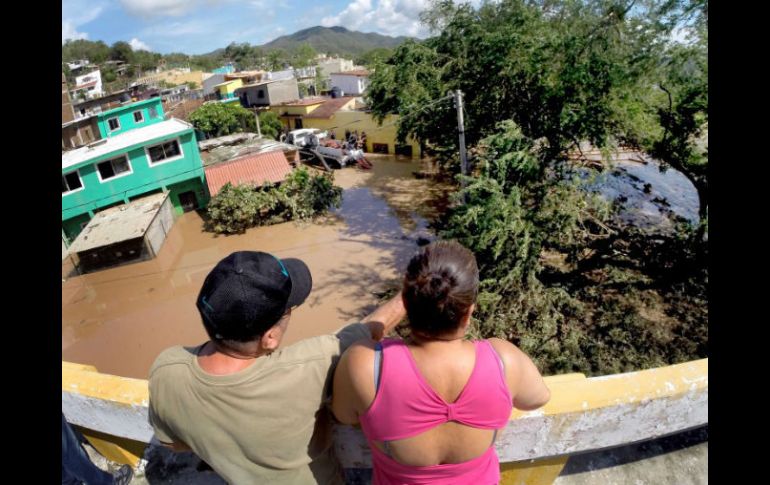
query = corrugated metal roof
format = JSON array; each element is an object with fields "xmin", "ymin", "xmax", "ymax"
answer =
[{"xmin": 205, "ymin": 150, "xmax": 292, "ymax": 197}]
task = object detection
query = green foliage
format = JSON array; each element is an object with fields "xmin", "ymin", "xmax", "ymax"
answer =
[
  {"xmin": 258, "ymin": 111, "xmax": 283, "ymax": 140},
  {"xmin": 189, "ymin": 103, "xmax": 257, "ymax": 138},
  {"xmin": 298, "ymin": 83, "xmax": 309, "ymax": 98},
  {"xmin": 292, "ymin": 43, "xmax": 317, "ymax": 68},
  {"xmin": 102, "ymin": 67, "xmax": 117, "ymax": 83},
  {"xmin": 440, "ymin": 120, "xmax": 706, "ymax": 376},
  {"xmin": 205, "ymin": 168, "xmax": 342, "ymax": 234},
  {"xmin": 62, "ymin": 39, "xmax": 110, "ymax": 64},
  {"xmin": 369, "ymin": 0, "xmax": 708, "ymax": 219},
  {"xmin": 355, "ymin": 47, "xmax": 394, "ymax": 67},
  {"xmin": 109, "ymin": 41, "xmax": 133, "ymax": 63}
]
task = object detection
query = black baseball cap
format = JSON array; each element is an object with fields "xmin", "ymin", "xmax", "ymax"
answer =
[{"xmin": 196, "ymin": 251, "xmax": 312, "ymax": 342}]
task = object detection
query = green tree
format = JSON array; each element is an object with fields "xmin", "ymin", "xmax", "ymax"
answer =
[
  {"xmin": 109, "ymin": 41, "xmax": 134, "ymax": 63},
  {"xmin": 189, "ymin": 102, "xmax": 257, "ymax": 138},
  {"xmin": 102, "ymin": 67, "xmax": 117, "ymax": 83},
  {"xmin": 62, "ymin": 39, "xmax": 110, "ymax": 64},
  {"xmin": 369, "ymin": 0, "xmax": 707, "ymax": 222},
  {"xmin": 292, "ymin": 43, "xmax": 317, "ymax": 68},
  {"xmin": 206, "ymin": 168, "xmax": 342, "ymax": 234},
  {"xmin": 355, "ymin": 47, "xmax": 393, "ymax": 67},
  {"xmin": 258, "ymin": 111, "xmax": 283, "ymax": 140},
  {"xmin": 266, "ymin": 50, "xmax": 286, "ymax": 71}
]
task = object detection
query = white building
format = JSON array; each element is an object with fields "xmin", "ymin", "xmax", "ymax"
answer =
[
  {"xmin": 72, "ymin": 70, "xmax": 103, "ymax": 100},
  {"xmin": 329, "ymin": 70, "xmax": 370, "ymax": 96},
  {"xmin": 315, "ymin": 57, "xmax": 354, "ymax": 78}
]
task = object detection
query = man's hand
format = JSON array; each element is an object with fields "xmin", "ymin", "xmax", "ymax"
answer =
[
  {"xmin": 361, "ymin": 292, "xmax": 406, "ymax": 341},
  {"xmin": 161, "ymin": 440, "xmax": 192, "ymax": 452}
]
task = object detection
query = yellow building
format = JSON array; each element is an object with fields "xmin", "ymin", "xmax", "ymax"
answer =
[
  {"xmin": 212, "ymin": 79, "xmax": 244, "ymax": 100},
  {"xmin": 269, "ymin": 97, "xmax": 328, "ymax": 128},
  {"xmin": 270, "ymin": 97, "xmax": 421, "ymax": 158}
]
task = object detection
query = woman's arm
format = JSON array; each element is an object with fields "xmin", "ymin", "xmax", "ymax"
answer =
[{"xmin": 488, "ymin": 338, "xmax": 551, "ymax": 411}]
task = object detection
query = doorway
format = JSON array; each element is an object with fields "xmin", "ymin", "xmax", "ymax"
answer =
[{"xmin": 178, "ymin": 191, "xmax": 198, "ymax": 212}]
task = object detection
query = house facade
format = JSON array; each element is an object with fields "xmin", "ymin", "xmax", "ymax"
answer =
[
  {"xmin": 62, "ymin": 100, "xmax": 208, "ymax": 244},
  {"xmin": 72, "ymin": 70, "xmax": 104, "ymax": 100},
  {"xmin": 329, "ymin": 70, "xmax": 370, "ymax": 96},
  {"xmin": 96, "ymin": 98, "xmax": 166, "ymax": 138},
  {"xmin": 236, "ymin": 79, "xmax": 300, "ymax": 108}
]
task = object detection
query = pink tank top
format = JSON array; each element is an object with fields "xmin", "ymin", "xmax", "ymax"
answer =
[{"xmin": 359, "ymin": 338, "xmax": 513, "ymax": 485}]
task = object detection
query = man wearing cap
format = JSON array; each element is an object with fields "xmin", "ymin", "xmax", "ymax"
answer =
[{"xmin": 147, "ymin": 251, "xmax": 405, "ymax": 484}]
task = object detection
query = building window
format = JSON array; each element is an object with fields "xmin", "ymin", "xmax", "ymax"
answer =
[
  {"xmin": 133, "ymin": 110, "xmax": 145, "ymax": 123},
  {"xmin": 146, "ymin": 139, "xmax": 182, "ymax": 165},
  {"xmin": 149, "ymin": 106, "xmax": 158, "ymax": 119},
  {"xmin": 107, "ymin": 117, "xmax": 120, "ymax": 131},
  {"xmin": 96, "ymin": 155, "xmax": 132, "ymax": 181},
  {"xmin": 62, "ymin": 170, "xmax": 84, "ymax": 195},
  {"xmin": 258, "ymin": 90, "xmax": 265, "ymax": 99}
]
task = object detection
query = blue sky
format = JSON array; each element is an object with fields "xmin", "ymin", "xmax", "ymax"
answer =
[{"xmin": 62, "ymin": 0, "xmax": 435, "ymax": 54}]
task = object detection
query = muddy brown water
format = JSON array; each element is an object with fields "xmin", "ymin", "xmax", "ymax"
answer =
[{"xmin": 62, "ymin": 155, "xmax": 452, "ymax": 379}]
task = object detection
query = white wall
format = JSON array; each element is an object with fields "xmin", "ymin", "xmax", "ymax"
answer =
[
  {"xmin": 74, "ymin": 70, "xmax": 103, "ymax": 98},
  {"xmin": 330, "ymin": 74, "xmax": 368, "ymax": 96}
]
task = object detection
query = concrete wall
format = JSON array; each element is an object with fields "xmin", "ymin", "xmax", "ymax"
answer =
[
  {"xmin": 62, "ymin": 358, "xmax": 707, "ymax": 483},
  {"xmin": 267, "ymin": 79, "xmax": 300, "ymax": 105},
  {"xmin": 202, "ymin": 74, "xmax": 226, "ymax": 96},
  {"xmin": 62, "ymin": 118, "xmax": 100, "ymax": 150},
  {"xmin": 144, "ymin": 194, "xmax": 176, "ymax": 257}
]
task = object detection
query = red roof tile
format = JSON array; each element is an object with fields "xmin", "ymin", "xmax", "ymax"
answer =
[{"xmin": 205, "ymin": 150, "xmax": 292, "ymax": 197}]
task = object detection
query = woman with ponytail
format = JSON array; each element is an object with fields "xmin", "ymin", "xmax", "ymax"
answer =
[{"xmin": 332, "ymin": 240, "xmax": 551, "ymax": 484}]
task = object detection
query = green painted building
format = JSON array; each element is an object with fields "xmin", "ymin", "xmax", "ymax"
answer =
[
  {"xmin": 62, "ymin": 99, "xmax": 209, "ymax": 244},
  {"xmin": 96, "ymin": 98, "xmax": 165, "ymax": 138}
]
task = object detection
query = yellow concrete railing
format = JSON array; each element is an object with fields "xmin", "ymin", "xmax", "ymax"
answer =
[{"xmin": 62, "ymin": 358, "xmax": 708, "ymax": 484}]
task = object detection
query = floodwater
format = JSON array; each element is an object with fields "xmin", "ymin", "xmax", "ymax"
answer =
[
  {"xmin": 568, "ymin": 154, "xmax": 700, "ymax": 233},
  {"xmin": 62, "ymin": 155, "xmax": 451, "ymax": 379}
]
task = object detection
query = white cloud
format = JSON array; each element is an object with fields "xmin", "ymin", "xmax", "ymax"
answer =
[
  {"xmin": 120, "ymin": 0, "xmax": 227, "ymax": 18},
  {"xmin": 62, "ymin": 20, "xmax": 89, "ymax": 43},
  {"xmin": 129, "ymin": 37, "xmax": 151, "ymax": 51},
  {"xmin": 62, "ymin": 0, "xmax": 106, "ymax": 43},
  {"xmin": 321, "ymin": 0, "xmax": 431, "ymax": 38}
]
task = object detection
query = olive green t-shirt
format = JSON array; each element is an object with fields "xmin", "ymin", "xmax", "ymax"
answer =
[{"xmin": 148, "ymin": 323, "xmax": 370, "ymax": 485}]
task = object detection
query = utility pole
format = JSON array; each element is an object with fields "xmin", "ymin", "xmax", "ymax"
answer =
[
  {"xmin": 454, "ymin": 90, "xmax": 468, "ymax": 183},
  {"xmin": 255, "ymin": 109, "xmax": 262, "ymax": 138}
]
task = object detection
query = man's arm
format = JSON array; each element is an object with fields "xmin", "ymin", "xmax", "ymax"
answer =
[
  {"xmin": 160, "ymin": 440, "xmax": 192, "ymax": 452},
  {"xmin": 360, "ymin": 292, "xmax": 406, "ymax": 341}
]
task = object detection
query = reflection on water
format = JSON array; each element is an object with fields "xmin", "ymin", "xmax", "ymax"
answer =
[
  {"xmin": 62, "ymin": 155, "xmax": 451, "ymax": 379},
  {"xmin": 571, "ymin": 157, "xmax": 700, "ymax": 233}
]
